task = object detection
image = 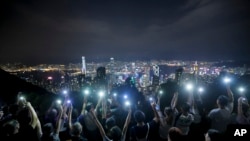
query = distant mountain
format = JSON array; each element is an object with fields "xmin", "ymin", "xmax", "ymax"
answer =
[{"xmin": 0, "ymin": 68, "xmax": 59, "ymax": 112}]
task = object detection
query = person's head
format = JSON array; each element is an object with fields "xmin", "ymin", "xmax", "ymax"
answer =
[
  {"xmin": 241, "ymin": 98, "xmax": 249, "ymax": 114},
  {"xmin": 42, "ymin": 123, "xmax": 54, "ymax": 135},
  {"xmin": 107, "ymin": 126, "xmax": 122, "ymax": 141},
  {"xmin": 134, "ymin": 110, "xmax": 145, "ymax": 123},
  {"xmin": 71, "ymin": 122, "xmax": 82, "ymax": 136},
  {"xmin": 3, "ymin": 119, "xmax": 20, "ymax": 136},
  {"xmin": 205, "ymin": 129, "xmax": 222, "ymax": 141},
  {"xmin": 216, "ymin": 95, "xmax": 228, "ymax": 108},
  {"xmin": 48, "ymin": 108, "xmax": 58, "ymax": 118},
  {"xmin": 106, "ymin": 116, "xmax": 116, "ymax": 130},
  {"xmin": 168, "ymin": 127, "xmax": 183, "ymax": 141},
  {"xmin": 164, "ymin": 107, "xmax": 174, "ymax": 117},
  {"xmin": 180, "ymin": 102, "xmax": 190, "ymax": 114},
  {"xmin": 86, "ymin": 102, "xmax": 94, "ymax": 112}
]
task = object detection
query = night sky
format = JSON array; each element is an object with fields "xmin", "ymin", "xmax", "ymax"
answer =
[{"xmin": 0, "ymin": 0, "xmax": 250, "ymax": 65}]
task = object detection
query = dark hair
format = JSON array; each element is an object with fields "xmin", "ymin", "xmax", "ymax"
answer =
[
  {"xmin": 242, "ymin": 103, "xmax": 249, "ymax": 114},
  {"xmin": 181, "ymin": 102, "xmax": 190, "ymax": 113},
  {"xmin": 207, "ymin": 129, "xmax": 222, "ymax": 141},
  {"xmin": 217, "ymin": 95, "xmax": 228, "ymax": 107},
  {"xmin": 134, "ymin": 110, "xmax": 145, "ymax": 123},
  {"xmin": 168, "ymin": 127, "xmax": 183, "ymax": 141},
  {"xmin": 108, "ymin": 126, "xmax": 122, "ymax": 141},
  {"xmin": 71, "ymin": 122, "xmax": 82, "ymax": 136},
  {"xmin": 164, "ymin": 107, "xmax": 174, "ymax": 116},
  {"xmin": 86, "ymin": 103, "xmax": 94, "ymax": 112},
  {"xmin": 3, "ymin": 120, "xmax": 19, "ymax": 136},
  {"xmin": 42, "ymin": 123, "xmax": 54, "ymax": 135},
  {"xmin": 106, "ymin": 116, "xmax": 116, "ymax": 130}
]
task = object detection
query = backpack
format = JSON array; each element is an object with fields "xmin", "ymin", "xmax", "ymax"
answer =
[{"xmin": 135, "ymin": 123, "xmax": 150, "ymax": 141}]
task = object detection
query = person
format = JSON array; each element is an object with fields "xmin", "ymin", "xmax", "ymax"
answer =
[
  {"xmin": 236, "ymin": 97, "xmax": 250, "ymax": 124},
  {"xmin": 40, "ymin": 103, "xmax": 63, "ymax": 141},
  {"xmin": 157, "ymin": 91, "xmax": 178, "ymax": 141},
  {"xmin": 167, "ymin": 127, "xmax": 184, "ymax": 141},
  {"xmin": 130, "ymin": 102, "xmax": 160, "ymax": 141},
  {"xmin": 205, "ymin": 129, "xmax": 222, "ymax": 141},
  {"xmin": 68, "ymin": 103, "xmax": 88, "ymax": 141},
  {"xmin": 90, "ymin": 104, "xmax": 132, "ymax": 141},
  {"xmin": 77, "ymin": 93, "xmax": 102, "ymax": 141},
  {"xmin": 207, "ymin": 84, "xmax": 234, "ymax": 134},
  {"xmin": 174, "ymin": 102, "xmax": 194, "ymax": 136},
  {"xmin": 208, "ymin": 95, "xmax": 232, "ymax": 133},
  {"xmin": 1, "ymin": 119, "xmax": 20, "ymax": 140}
]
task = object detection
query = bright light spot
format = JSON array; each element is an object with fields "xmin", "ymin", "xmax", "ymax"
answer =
[
  {"xmin": 124, "ymin": 95, "xmax": 128, "ymax": 99},
  {"xmin": 56, "ymin": 100, "xmax": 62, "ymax": 104},
  {"xmin": 149, "ymin": 97, "xmax": 153, "ymax": 101},
  {"xmin": 113, "ymin": 93, "xmax": 117, "ymax": 97},
  {"xmin": 223, "ymin": 77, "xmax": 231, "ymax": 84},
  {"xmin": 48, "ymin": 76, "xmax": 53, "ymax": 80},
  {"xmin": 238, "ymin": 87, "xmax": 245, "ymax": 93},
  {"xmin": 125, "ymin": 101, "xmax": 130, "ymax": 106},
  {"xmin": 19, "ymin": 96, "xmax": 25, "ymax": 100},
  {"xmin": 63, "ymin": 90, "xmax": 67, "ymax": 95},
  {"xmin": 186, "ymin": 83, "xmax": 193, "ymax": 91},
  {"xmin": 67, "ymin": 100, "xmax": 71, "ymax": 104},
  {"xmin": 84, "ymin": 89, "xmax": 89, "ymax": 95},
  {"xmin": 159, "ymin": 90, "xmax": 163, "ymax": 95},
  {"xmin": 98, "ymin": 91, "xmax": 105, "ymax": 97},
  {"xmin": 198, "ymin": 87, "xmax": 204, "ymax": 93}
]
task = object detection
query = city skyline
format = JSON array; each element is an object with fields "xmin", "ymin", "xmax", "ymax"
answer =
[{"xmin": 1, "ymin": 0, "xmax": 250, "ymax": 65}]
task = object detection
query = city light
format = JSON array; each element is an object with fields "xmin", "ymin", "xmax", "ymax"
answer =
[{"xmin": 113, "ymin": 93, "xmax": 117, "ymax": 97}]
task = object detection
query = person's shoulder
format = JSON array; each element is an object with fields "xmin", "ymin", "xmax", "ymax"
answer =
[{"xmin": 210, "ymin": 108, "xmax": 220, "ymax": 113}]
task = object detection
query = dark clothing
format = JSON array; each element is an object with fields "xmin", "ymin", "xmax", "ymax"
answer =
[
  {"xmin": 130, "ymin": 120, "xmax": 159, "ymax": 141},
  {"xmin": 71, "ymin": 135, "xmax": 88, "ymax": 141}
]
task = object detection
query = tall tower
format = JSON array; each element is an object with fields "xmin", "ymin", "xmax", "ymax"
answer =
[{"xmin": 82, "ymin": 56, "xmax": 86, "ymax": 75}]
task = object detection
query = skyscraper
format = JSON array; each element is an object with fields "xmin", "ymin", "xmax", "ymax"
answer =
[{"xmin": 82, "ymin": 56, "xmax": 86, "ymax": 74}]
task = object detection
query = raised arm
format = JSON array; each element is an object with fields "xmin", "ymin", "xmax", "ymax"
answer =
[
  {"xmin": 68, "ymin": 103, "xmax": 73, "ymax": 130},
  {"xmin": 152, "ymin": 102, "xmax": 160, "ymax": 123},
  {"xmin": 55, "ymin": 104, "xmax": 63, "ymax": 134},
  {"xmin": 237, "ymin": 97, "xmax": 244, "ymax": 116},
  {"xmin": 226, "ymin": 84, "xmax": 234, "ymax": 113},
  {"xmin": 121, "ymin": 106, "xmax": 132, "ymax": 140},
  {"xmin": 171, "ymin": 92, "xmax": 179, "ymax": 109},
  {"xmin": 26, "ymin": 102, "xmax": 39, "ymax": 129},
  {"xmin": 80, "ymin": 95, "xmax": 88, "ymax": 115},
  {"xmin": 90, "ymin": 109, "xmax": 107, "ymax": 138},
  {"xmin": 226, "ymin": 84, "xmax": 234, "ymax": 103}
]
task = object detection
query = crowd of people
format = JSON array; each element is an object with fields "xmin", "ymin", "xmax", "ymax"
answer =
[{"xmin": 0, "ymin": 83, "xmax": 249, "ymax": 141}]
